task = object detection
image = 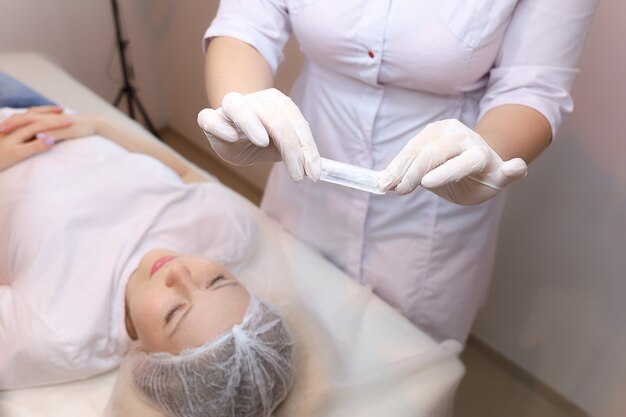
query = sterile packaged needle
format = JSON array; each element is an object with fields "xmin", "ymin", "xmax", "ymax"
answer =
[{"xmin": 319, "ymin": 158, "xmax": 385, "ymax": 195}]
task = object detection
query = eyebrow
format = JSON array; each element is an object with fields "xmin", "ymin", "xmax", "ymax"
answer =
[{"xmin": 167, "ymin": 281, "xmax": 240, "ymax": 338}]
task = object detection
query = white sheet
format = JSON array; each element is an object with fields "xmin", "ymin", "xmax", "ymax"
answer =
[
  {"xmin": 0, "ymin": 52, "xmax": 464, "ymax": 417},
  {"xmin": 0, "ymin": 126, "xmax": 258, "ymax": 388}
]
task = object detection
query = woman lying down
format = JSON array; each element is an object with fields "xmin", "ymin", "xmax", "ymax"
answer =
[{"xmin": 0, "ymin": 107, "xmax": 296, "ymax": 416}]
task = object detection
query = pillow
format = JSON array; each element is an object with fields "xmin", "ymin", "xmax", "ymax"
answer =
[{"xmin": 0, "ymin": 72, "xmax": 56, "ymax": 108}]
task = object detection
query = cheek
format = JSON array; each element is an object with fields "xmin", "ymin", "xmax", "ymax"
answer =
[
  {"xmin": 128, "ymin": 294, "xmax": 164, "ymax": 342},
  {"xmin": 211, "ymin": 287, "xmax": 251, "ymax": 328}
]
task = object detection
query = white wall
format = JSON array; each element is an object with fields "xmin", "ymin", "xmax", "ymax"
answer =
[{"xmin": 473, "ymin": 1, "xmax": 626, "ymax": 416}]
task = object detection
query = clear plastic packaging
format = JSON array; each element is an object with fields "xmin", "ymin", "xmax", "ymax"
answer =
[{"xmin": 319, "ymin": 158, "xmax": 385, "ymax": 195}]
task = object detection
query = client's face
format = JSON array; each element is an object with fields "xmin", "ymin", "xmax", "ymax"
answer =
[{"xmin": 124, "ymin": 249, "xmax": 250, "ymax": 354}]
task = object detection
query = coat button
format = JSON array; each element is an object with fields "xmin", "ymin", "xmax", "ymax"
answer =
[{"xmin": 368, "ymin": 50, "xmax": 375, "ymax": 59}]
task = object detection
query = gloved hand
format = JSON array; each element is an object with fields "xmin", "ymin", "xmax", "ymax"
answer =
[
  {"xmin": 197, "ymin": 88, "xmax": 321, "ymax": 182},
  {"xmin": 379, "ymin": 119, "xmax": 528, "ymax": 205}
]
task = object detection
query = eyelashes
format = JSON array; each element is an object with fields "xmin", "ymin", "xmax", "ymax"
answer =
[
  {"xmin": 164, "ymin": 274, "xmax": 227, "ymax": 325},
  {"xmin": 210, "ymin": 274, "xmax": 226, "ymax": 287},
  {"xmin": 165, "ymin": 303, "xmax": 183, "ymax": 324}
]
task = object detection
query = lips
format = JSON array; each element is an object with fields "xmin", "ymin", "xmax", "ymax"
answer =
[{"xmin": 149, "ymin": 255, "xmax": 177, "ymax": 278}]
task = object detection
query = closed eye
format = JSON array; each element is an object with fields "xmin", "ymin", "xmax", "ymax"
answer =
[
  {"xmin": 209, "ymin": 274, "xmax": 226, "ymax": 288},
  {"xmin": 165, "ymin": 303, "xmax": 184, "ymax": 325}
]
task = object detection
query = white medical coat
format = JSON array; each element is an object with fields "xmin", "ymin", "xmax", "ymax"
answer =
[
  {"xmin": 205, "ymin": 0, "xmax": 597, "ymax": 342},
  {"xmin": 0, "ymin": 123, "xmax": 255, "ymax": 389}
]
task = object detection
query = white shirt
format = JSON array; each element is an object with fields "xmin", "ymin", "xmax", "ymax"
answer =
[
  {"xmin": 205, "ymin": 0, "xmax": 597, "ymax": 342},
  {"xmin": 0, "ymin": 119, "xmax": 256, "ymax": 389}
]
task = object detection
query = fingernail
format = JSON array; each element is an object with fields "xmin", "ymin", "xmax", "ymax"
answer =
[
  {"xmin": 290, "ymin": 170, "xmax": 304, "ymax": 182},
  {"xmin": 248, "ymin": 126, "xmax": 270, "ymax": 147},
  {"xmin": 37, "ymin": 133, "xmax": 55, "ymax": 145},
  {"xmin": 395, "ymin": 184, "xmax": 409, "ymax": 195},
  {"xmin": 378, "ymin": 173, "xmax": 393, "ymax": 190},
  {"xmin": 214, "ymin": 123, "xmax": 238, "ymax": 142},
  {"xmin": 0, "ymin": 126, "xmax": 5, "ymax": 132}
]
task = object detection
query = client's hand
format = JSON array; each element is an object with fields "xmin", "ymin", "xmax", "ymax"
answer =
[
  {"xmin": 0, "ymin": 114, "xmax": 73, "ymax": 171},
  {"xmin": 0, "ymin": 105, "xmax": 64, "ymax": 133},
  {"xmin": 31, "ymin": 114, "xmax": 102, "ymax": 142}
]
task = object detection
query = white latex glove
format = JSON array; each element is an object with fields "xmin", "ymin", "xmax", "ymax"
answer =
[
  {"xmin": 197, "ymin": 88, "xmax": 321, "ymax": 182},
  {"xmin": 379, "ymin": 119, "xmax": 528, "ymax": 205}
]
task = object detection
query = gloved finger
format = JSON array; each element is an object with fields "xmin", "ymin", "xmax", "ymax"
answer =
[
  {"xmin": 378, "ymin": 145, "xmax": 421, "ymax": 191},
  {"xmin": 278, "ymin": 98, "xmax": 321, "ymax": 181},
  {"xmin": 396, "ymin": 132, "xmax": 466, "ymax": 194},
  {"xmin": 222, "ymin": 92, "xmax": 270, "ymax": 147},
  {"xmin": 420, "ymin": 146, "xmax": 490, "ymax": 189},
  {"xmin": 197, "ymin": 108, "xmax": 239, "ymax": 142},
  {"xmin": 256, "ymin": 102, "xmax": 305, "ymax": 181},
  {"xmin": 378, "ymin": 123, "xmax": 447, "ymax": 190},
  {"xmin": 204, "ymin": 131, "xmax": 268, "ymax": 166},
  {"xmin": 499, "ymin": 158, "xmax": 528, "ymax": 183}
]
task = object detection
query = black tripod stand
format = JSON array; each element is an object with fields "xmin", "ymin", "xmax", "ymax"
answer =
[{"xmin": 110, "ymin": 0, "xmax": 159, "ymax": 137}]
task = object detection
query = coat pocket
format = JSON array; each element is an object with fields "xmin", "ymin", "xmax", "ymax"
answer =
[{"xmin": 438, "ymin": 0, "xmax": 518, "ymax": 48}]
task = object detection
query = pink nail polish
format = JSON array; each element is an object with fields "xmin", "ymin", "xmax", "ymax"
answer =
[{"xmin": 37, "ymin": 133, "xmax": 55, "ymax": 145}]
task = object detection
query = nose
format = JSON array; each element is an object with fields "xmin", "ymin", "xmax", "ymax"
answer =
[{"xmin": 164, "ymin": 263, "xmax": 196, "ymax": 290}]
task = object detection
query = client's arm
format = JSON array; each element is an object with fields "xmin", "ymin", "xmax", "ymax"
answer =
[
  {"xmin": 0, "ymin": 110, "xmax": 204, "ymax": 183},
  {"xmin": 88, "ymin": 116, "xmax": 206, "ymax": 184}
]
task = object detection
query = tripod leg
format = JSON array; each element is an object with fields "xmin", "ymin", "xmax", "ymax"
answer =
[
  {"xmin": 126, "ymin": 89, "xmax": 136, "ymax": 119},
  {"xmin": 110, "ymin": 0, "xmax": 160, "ymax": 140},
  {"xmin": 132, "ymin": 95, "xmax": 160, "ymax": 139},
  {"xmin": 114, "ymin": 88, "xmax": 125, "ymax": 107}
]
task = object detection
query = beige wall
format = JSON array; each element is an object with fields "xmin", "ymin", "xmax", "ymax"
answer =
[
  {"xmin": 0, "ymin": 0, "xmax": 297, "ymax": 188},
  {"xmin": 0, "ymin": 0, "xmax": 168, "ymax": 127},
  {"xmin": 155, "ymin": 0, "xmax": 274, "ymax": 189},
  {"xmin": 3, "ymin": 1, "xmax": 624, "ymax": 416},
  {"xmin": 473, "ymin": 2, "xmax": 626, "ymax": 416},
  {"xmin": 158, "ymin": 3, "xmax": 626, "ymax": 415},
  {"xmin": 155, "ymin": 0, "xmax": 302, "ymax": 189}
]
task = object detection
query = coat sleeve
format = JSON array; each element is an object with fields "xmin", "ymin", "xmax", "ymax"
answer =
[
  {"xmin": 203, "ymin": 0, "xmax": 291, "ymax": 74},
  {"xmin": 477, "ymin": 0, "xmax": 598, "ymax": 139}
]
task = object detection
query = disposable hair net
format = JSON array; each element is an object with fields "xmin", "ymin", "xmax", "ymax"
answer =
[
  {"xmin": 130, "ymin": 296, "xmax": 296, "ymax": 417},
  {"xmin": 107, "ymin": 221, "xmax": 463, "ymax": 417}
]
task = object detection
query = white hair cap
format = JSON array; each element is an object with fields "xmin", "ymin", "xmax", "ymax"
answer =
[{"xmin": 130, "ymin": 296, "xmax": 296, "ymax": 417}]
